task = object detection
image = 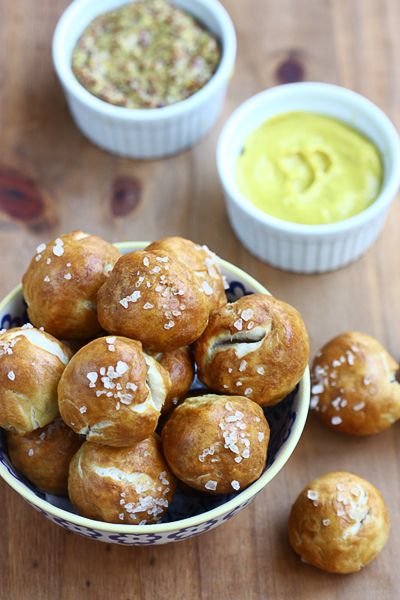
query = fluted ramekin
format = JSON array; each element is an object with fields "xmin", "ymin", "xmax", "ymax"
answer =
[
  {"xmin": 52, "ymin": 0, "xmax": 236, "ymax": 159},
  {"xmin": 217, "ymin": 82, "xmax": 400, "ymax": 273}
]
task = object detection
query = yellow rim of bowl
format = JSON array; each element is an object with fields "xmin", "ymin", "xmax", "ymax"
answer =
[{"xmin": 0, "ymin": 241, "xmax": 310, "ymax": 534}]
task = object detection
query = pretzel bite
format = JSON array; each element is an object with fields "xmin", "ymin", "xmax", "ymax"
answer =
[
  {"xmin": 311, "ymin": 332, "xmax": 400, "ymax": 435},
  {"xmin": 162, "ymin": 394, "xmax": 269, "ymax": 494},
  {"xmin": 288, "ymin": 471, "xmax": 390, "ymax": 574},
  {"xmin": 97, "ymin": 250, "xmax": 209, "ymax": 351},
  {"xmin": 150, "ymin": 347, "xmax": 194, "ymax": 413},
  {"xmin": 22, "ymin": 230, "xmax": 121, "ymax": 339},
  {"xmin": 146, "ymin": 237, "xmax": 226, "ymax": 312},
  {"xmin": 6, "ymin": 417, "xmax": 82, "ymax": 495},
  {"xmin": 58, "ymin": 336, "xmax": 170, "ymax": 447},
  {"xmin": 68, "ymin": 435, "xmax": 176, "ymax": 524},
  {"xmin": 194, "ymin": 294, "xmax": 309, "ymax": 406},
  {"xmin": 0, "ymin": 326, "xmax": 71, "ymax": 434}
]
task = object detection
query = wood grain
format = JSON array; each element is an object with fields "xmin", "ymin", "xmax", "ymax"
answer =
[{"xmin": 0, "ymin": 0, "xmax": 399, "ymax": 598}]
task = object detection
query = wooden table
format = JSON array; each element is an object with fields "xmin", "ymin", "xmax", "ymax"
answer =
[{"xmin": 1, "ymin": 0, "xmax": 399, "ymax": 598}]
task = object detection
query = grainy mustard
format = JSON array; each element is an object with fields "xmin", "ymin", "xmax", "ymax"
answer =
[{"xmin": 72, "ymin": 0, "xmax": 221, "ymax": 109}]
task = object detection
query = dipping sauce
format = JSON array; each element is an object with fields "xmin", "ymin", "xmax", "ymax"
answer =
[
  {"xmin": 236, "ymin": 112, "xmax": 383, "ymax": 225},
  {"xmin": 72, "ymin": 0, "xmax": 221, "ymax": 109}
]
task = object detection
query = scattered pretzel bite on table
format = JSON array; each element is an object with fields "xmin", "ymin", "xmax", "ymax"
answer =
[
  {"xmin": 288, "ymin": 471, "xmax": 390, "ymax": 574},
  {"xmin": 311, "ymin": 332, "xmax": 400, "ymax": 435},
  {"xmin": 146, "ymin": 237, "xmax": 227, "ymax": 312},
  {"xmin": 97, "ymin": 249, "xmax": 210, "ymax": 351},
  {"xmin": 0, "ymin": 326, "xmax": 72, "ymax": 434},
  {"xmin": 58, "ymin": 336, "xmax": 170, "ymax": 447},
  {"xmin": 149, "ymin": 346, "xmax": 194, "ymax": 413},
  {"xmin": 68, "ymin": 435, "xmax": 176, "ymax": 525},
  {"xmin": 194, "ymin": 294, "xmax": 310, "ymax": 406},
  {"xmin": 22, "ymin": 230, "xmax": 121, "ymax": 339},
  {"xmin": 6, "ymin": 417, "xmax": 82, "ymax": 495},
  {"xmin": 162, "ymin": 394, "xmax": 270, "ymax": 494}
]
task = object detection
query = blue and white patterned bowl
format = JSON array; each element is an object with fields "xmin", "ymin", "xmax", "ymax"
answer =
[{"xmin": 0, "ymin": 242, "xmax": 310, "ymax": 545}]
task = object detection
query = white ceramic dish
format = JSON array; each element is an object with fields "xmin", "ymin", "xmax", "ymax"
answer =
[
  {"xmin": 52, "ymin": 0, "xmax": 236, "ymax": 159},
  {"xmin": 217, "ymin": 82, "xmax": 400, "ymax": 273},
  {"xmin": 0, "ymin": 241, "xmax": 309, "ymax": 546}
]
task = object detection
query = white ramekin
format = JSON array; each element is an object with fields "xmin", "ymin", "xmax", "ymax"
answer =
[
  {"xmin": 217, "ymin": 82, "xmax": 400, "ymax": 273},
  {"xmin": 52, "ymin": 0, "xmax": 236, "ymax": 159}
]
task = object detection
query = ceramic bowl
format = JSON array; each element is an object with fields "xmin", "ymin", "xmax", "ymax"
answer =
[
  {"xmin": 0, "ymin": 242, "xmax": 310, "ymax": 545},
  {"xmin": 52, "ymin": 0, "xmax": 236, "ymax": 159},
  {"xmin": 217, "ymin": 82, "xmax": 400, "ymax": 273}
]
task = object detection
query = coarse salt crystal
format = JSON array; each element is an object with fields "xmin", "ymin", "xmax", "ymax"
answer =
[
  {"xmin": 27, "ymin": 449, "xmax": 34, "ymax": 457},
  {"xmin": 143, "ymin": 303, "xmax": 154, "ymax": 310},
  {"xmin": 87, "ymin": 372, "xmax": 98, "ymax": 387},
  {"xmin": 106, "ymin": 337, "xmax": 116, "ymax": 344},
  {"xmin": 322, "ymin": 519, "xmax": 331, "ymax": 526},
  {"xmin": 143, "ymin": 256, "xmax": 150, "ymax": 267},
  {"xmin": 43, "ymin": 276, "xmax": 50, "ymax": 283},
  {"xmin": 201, "ymin": 281, "xmax": 213, "ymax": 296},
  {"xmin": 257, "ymin": 432, "xmax": 264, "ymax": 442},
  {"xmin": 164, "ymin": 321, "xmax": 175, "ymax": 330},
  {"xmin": 307, "ymin": 490, "xmax": 318, "ymax": 501},
  {"xmin": 36, "ymin": 243, "xmax": 46, "ymax": 254},
  {"xmin": 240, "ymin": 308, "xmax": 253, "ymax": 322},
  {"xmin": 79, "ymin": 406, "xmax": 87, "ymax": 414},
  {"xmin": 239, "ymin": 360, "xmax": 247, "ymax": 372},
  {"xmin": 116, "ymin": 361, "xmax": 129, "ymax": 376},
  {"xmin": 64, "ymin": 273, "xmax": 72, "ymax": 280},
  {"xmin": 352, "ymin": 402, "xmax": 365, "ymax": 412},
  {"xmin": 35, "ymin": 254, "xmax": 42, "ymax": 262},
  {"xmin": 310, "ymin": 396, "xmax": 319, "ymax": 409},
  {"xmin": 53, "ymin": 243, "xmax": 64, "ymax": 257},
  {"xmin": 119, "ymin": 290, "xmax": 141, "ymax": 308},
  {"xmin": 231, "ymin": 480, "xmax": 240, "ymax": 491},
  {"xmin": 311, "ymin": 383, "xmax": 324, "ymax": 394},
  {"xmin": 205, "ymin": 480, "xmax": 217, "ymax": 491},
  {"xmin": 331, "ymin": 416, "xmax": 342, "ymax": 425},
  {"xmin": 256, "ymin": 366, "xmax": 265, "ymax": 375},
  {"xmin": 233, "ymin": 319, "xmax": 243, "ymax": 331},
  {"xmin": 244, "ymin": 387, "xmax": 252, "ymax": 396},
  {"xmin": 7, "ymin": 371, "xmax": 15, "ymax": 381}
]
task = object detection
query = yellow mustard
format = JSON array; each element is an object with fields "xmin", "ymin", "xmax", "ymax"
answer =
[{"xmin": 236, "ymin": 112, "xmax": 383, "ymax": 225}]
